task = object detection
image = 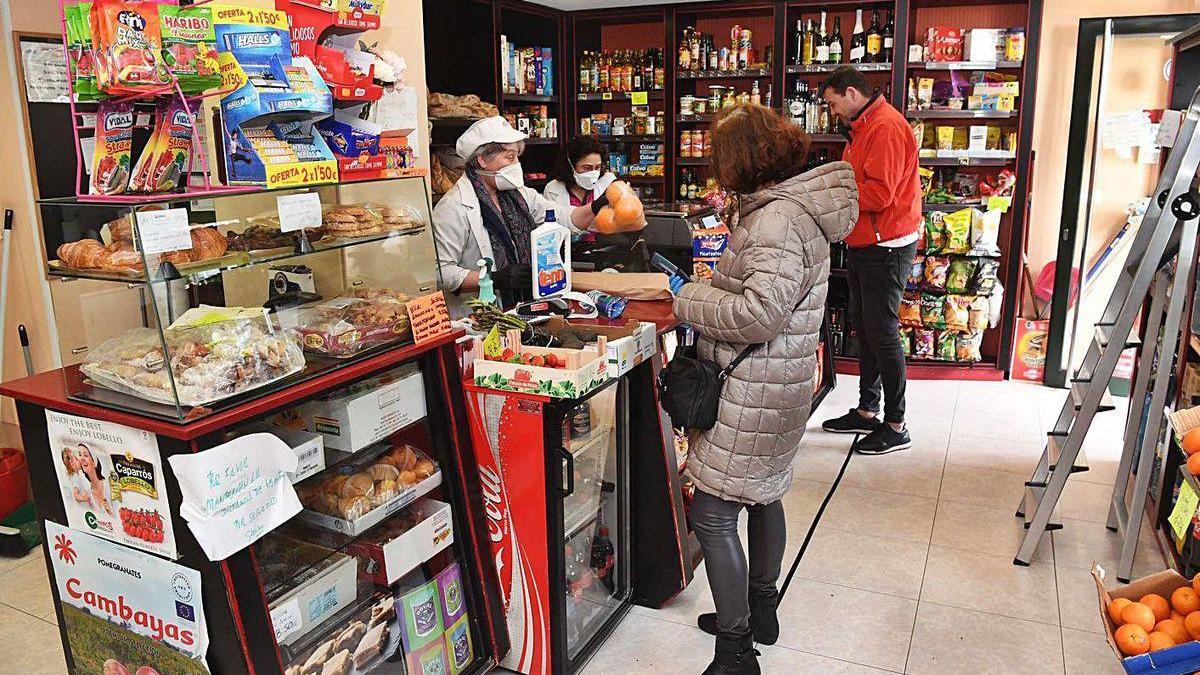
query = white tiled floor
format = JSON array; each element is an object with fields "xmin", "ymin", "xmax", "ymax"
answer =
[{"xmin": 0, "ymin": 378, "xmax": 1165, "ymax": 674}]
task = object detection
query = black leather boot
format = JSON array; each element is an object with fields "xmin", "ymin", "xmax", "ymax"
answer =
[
  {"xmin": 697, "ymin": 587, "xmax": 780, "ymax": 646},
  {"xmin": 701, "ymin": 632, "xmax": 760, "ymax": 675}
]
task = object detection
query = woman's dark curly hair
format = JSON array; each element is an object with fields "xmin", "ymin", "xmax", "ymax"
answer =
[
  {"xmin": 711, "ymin": 104, "xmax": 811, "ymax": 194},
  {"xmin": 552, "ymin": 136, "xmax": 608, "ymax": 186}
]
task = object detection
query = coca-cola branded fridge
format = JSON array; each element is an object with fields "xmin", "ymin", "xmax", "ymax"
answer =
[{"xmin": 465, "ymin": 377, "xmax": 632, "ymax": 675}]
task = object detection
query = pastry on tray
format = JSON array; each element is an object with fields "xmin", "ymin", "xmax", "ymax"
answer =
[
  {"xmin": 332, "ymin": 620, "xmax": 367, "ymax": 653},
  {"xmin": 352, "ymin": 623, "xmax": 389, "ymax": 667},
  {"xmin": 320, "ymin": 649, "xmax": 352, "ymax": 675},
  {"xmin": 369, "ymin": 596, "xmax": 396, "ymax": 626},
  {"xmin": 298, "ymin": 444, "xmax": 438, "ymax": 524},
  {"xmin": 291, "ymin": 289, "xmax": 412, "ymax": 357},
  {"xmin": 300, "ymin": 640, "xmax": 334, "ymax": 675}
]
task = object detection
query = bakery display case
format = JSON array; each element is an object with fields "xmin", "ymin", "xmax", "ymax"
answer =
[{"xmin": 37, "ymin": 174, "xmax": 439, "ymax": 421}]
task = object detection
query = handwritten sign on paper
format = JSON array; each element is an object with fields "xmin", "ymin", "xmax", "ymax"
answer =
[
  {"xmin": 408, "ymin": 291, "xmax": 453, "ymax": 344},
  {"xmin": 137, "ymin": 208, "xmax": 192, "ymax": 255},
  {"xmin": 276, "ymin": 192, "xmax": 323, "ymax": 233},
  {"xmin": 168, "ymin": 433, "xmax": 302, "ymax": 561},
  {"xmin": 1169, "ymin": 479, "xmax": 1199, "ymax": 542}
]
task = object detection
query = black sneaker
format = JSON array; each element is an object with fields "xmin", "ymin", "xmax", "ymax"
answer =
[
  {"xmin": 822, "ymin": 409, "xmax": 882, "ymax": 434},
  {"xmin": 854, "ymin": 424, "xmax": 912, "ymax": 455}
]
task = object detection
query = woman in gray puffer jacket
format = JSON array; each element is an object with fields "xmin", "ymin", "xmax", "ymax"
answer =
[{"xmin": 673, "ymin": 104, "xmax": 857, "ymax": 675}]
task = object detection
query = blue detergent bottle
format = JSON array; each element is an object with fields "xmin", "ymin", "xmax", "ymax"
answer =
[{"xmin": 530, "ymin": 209, "xmax": 571, "ymax": 299}]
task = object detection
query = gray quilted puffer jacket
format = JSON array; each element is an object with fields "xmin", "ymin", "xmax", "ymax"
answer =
[{"xmin": 673, "ymin": 162, "xmax": 858, "ymax": 504}]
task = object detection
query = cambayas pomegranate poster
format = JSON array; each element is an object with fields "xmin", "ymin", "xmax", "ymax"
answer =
[
  {"xmin": 46, "ymin": 410, "xmax": 177, "ymax": 559},
  {"xmin": 45, "ymin": 521, "xmax": 210, "ymax": 674}
]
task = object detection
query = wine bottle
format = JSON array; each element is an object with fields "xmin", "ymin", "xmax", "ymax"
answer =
[
  {"xmin": 829, "ymin": 16, "xmax": 843, "ymax": 64},
  {"xmin": 866, "ymin": 9, "xmax": 882, "ymax": 63},
  {"xmin": 802, "ymin": 19, "xmax": 815, "ymax": 66},
  {"xmin": 815, "ymin": 12, "xmax": 829, "ymax": 65},
  {"xmin": 579, "ymin": 52, "xmax": 590, "ymax": 94},
  {"xmin": 883, "ymin": 9, "xmax": 895, "ymax": 63},
  {"xmin": 850, "ymin": 10, "xmax": 866, "ymax": 64},
  {"xmin": 793, "ymin": 20, "xmax": 804, "ymax": 65},
  {"xmin": 788, "ymin": 78, "xmax": 804, "ymax": 124},
  {"xmin": 679, "ymin": 29, "xmax": 691, "ymax": 71}
]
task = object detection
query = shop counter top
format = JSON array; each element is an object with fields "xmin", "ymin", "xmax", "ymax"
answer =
[{"xmin": 582, "ymin": 298, "xmax": 679, "ymax": 335}]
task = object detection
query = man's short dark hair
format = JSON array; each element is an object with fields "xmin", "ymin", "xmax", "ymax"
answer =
[{"xmin": 822, "ymin": 66, "xmax": 869, "ymax": 97}]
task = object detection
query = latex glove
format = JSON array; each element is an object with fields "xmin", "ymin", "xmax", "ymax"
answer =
[
  {"xmin": 492, "ymin": 263, "xmax": 532, "ymax": 291},
  {"xmin": 668, "ymin": 274, "xmax": 687, "ymax": 295}
]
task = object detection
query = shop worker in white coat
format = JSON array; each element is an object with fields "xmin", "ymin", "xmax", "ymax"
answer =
[{"xmin": 433, "ymin": 116, "xmax": 606, "ymax": 317}]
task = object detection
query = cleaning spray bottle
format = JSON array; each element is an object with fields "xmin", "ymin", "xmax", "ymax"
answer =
[
  {"xmin": 477, "ymin": 257, "xmax": 497, "ymax": 305},
  {"xmin": 531, "ymin": 209, "xmax": 571, "ymax": 299}
]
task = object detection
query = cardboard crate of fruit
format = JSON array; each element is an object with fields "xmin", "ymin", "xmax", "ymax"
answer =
[
  {"xmin": 1094, "ymin": 563, "xmax": 1200, "ymax": 672},
  {"xmin": 473, "ymin": 329, "xmax": 609, "ymax": 399}
]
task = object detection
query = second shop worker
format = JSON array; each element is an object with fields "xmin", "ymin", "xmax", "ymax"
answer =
[
  {"xmin": 433, "ymin": 117, "xmax": 609, "ymax": 316},
  {"xmin": 820, "ymin": 66, "xmax": 923, "ymax": 455}
]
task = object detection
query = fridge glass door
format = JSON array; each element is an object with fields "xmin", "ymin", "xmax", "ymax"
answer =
[{"xmin": 558, "ymin": 382, "xmax": 629, "ymax": 661}]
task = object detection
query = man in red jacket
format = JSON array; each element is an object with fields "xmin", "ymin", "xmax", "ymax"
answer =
[{"xmin": 819, "ymin": 66, "xmax": 921, "ymax": 455}]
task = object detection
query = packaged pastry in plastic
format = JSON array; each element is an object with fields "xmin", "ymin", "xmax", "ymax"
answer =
[
  {"xmin": 80, "ymin": 307, "xmax": 305, "ymax": 407},
  {"xmin": 290, "ymin": 289, "xmax": 413, "ymax": 357},
  {"xmin": 295, "ymin": 443, "xmax": 439, "ymax": 534}
]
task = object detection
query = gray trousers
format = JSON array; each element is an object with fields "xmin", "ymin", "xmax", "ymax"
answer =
[{"xmin": 690, "ymin": 489, "xmax": 787, "ymax": 635}]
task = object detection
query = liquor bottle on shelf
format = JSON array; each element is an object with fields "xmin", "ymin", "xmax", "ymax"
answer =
[
  {"xmin": 816, "ymin": 12, "xmax": 830, "ymax": 65},
  {"xmin": 793, "ymin": 20, "xmax": 804, "ymax": 65},
  {"xmin": 708, "ymin": 36, "xmax": 719, "ymax": 70},
  {"xmin": 579, "ymin": 52, "xmax": 591, "ymax": 94},
  {"xmin": 829, "ymin": 16, "xmax": 844, "ymax": 64},
  {"xmin": 679, "ymin": 169, "xmax": 690, "ymax": 200},
  {"xmin": 679, "ymin": 28, "xmax": 692, "ymax": 71},
  {"xmin": 687, "ymin": 174, "xmax": 699, "ymax": 200},
  {"xmin": 802, "ymin": 19, "xmax": 815, "ymax": 66},
  {"xmin": 866, "ymin": 9, "xmax": 883, "ymax": 63},
  {"xmin": 750, "ymin": 80, "xmax": 761, "ymax": 106},
  {"xmin": 623, "ymin": 51, "xmax": 634, "ymax": 91},
  {"xmin": 765, "ymin": 83, "xmax": 773, "ymax": 109},
  {"xmin": 818, "ymin": 92, "xmax": 831, "ymax": 132},
  {"xmin": 691, "ymin": 29, "xmax": 701, "ymax": 70},
  {"xmin": 788, "ymin": 79, "xmax": 806, "ymax": 125},
  {"xmin": 599, "ymin": 52, "xmax": 610, "ymax": 92},
  {"xmin": 654, "ymin": 49, "xmax": 665, "ymax": 89},
  {"xmin": 850, "ymin": 9, "xmax": 867, "ymax": 64},
  {"xmin": 818, "ymin": 148, "xmax": 830, "ymax": 166},
  {"xmin": 590, "ymin": 52, "xmax": 600, "ymax": 92},
  {"xmin": 632, "ymin": 52, "xmax": 643, "ymax": 91},
  {"xmin": 806, "ymin": 82, "xmax": 820, "ymax": 132},
  {"xmin": 883, "ymin": 9, "xmax": 895, "ymax": 63}
]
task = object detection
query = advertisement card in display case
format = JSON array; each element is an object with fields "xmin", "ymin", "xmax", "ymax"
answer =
[
  {"xmin": 46, "ymin": 410, "xmax": 177, "ymax": 559},
  {"xmin": 45, "ymin": 521, "xmax": 209, "ymax": 674}
]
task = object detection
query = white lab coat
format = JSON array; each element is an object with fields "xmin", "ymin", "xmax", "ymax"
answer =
[{"xmin": 432, "ymin": 173, "xmax": 552, "ymax": 318}]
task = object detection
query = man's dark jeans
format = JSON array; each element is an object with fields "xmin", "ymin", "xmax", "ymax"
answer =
[{"xmin": 846, "ymin": 242, "xmax": 916, "ymax": 424}]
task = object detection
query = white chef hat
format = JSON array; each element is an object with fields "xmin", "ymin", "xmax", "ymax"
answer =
[{"xmin": 456, "ymin": 116, "xmax": 528, "ymax": 160}]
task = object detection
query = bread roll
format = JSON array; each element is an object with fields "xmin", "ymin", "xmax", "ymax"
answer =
[{"xmin": 340, "ymin": 473, "xmax": 375, "ymax": 499}]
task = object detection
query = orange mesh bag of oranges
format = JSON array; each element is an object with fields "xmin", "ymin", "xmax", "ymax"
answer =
[{"xmin": 591, "ymin": 181, "xmax": 646, "ymax": 234}]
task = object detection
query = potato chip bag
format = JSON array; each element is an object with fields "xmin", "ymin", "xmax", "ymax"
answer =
[
  {"xmin": 924, "ymin": 212, "xmax": 947, "ymax": 252},
  {"xmin": 956, "ymin": 332, "xmax": 983, "ymax": 362},
  {"xmin": 970, "ymin": 209, "xmax": 1002, "ymax": 256},
  {"xmin": 907, "ymin": 255, "xmax": 926, "ymax": 290},
  {"xmin": 972, "ymin": 259, "xmax": 1001, "ymax": 295},
  {"xmin": 914, "ymin": 329, "xmax": 935, "ymax": 358},
  {"xmin": 90, "ymin": 99, "xmax": 134, "ymax": 195},
  {"xmin": 91, "ymin": 0, "xmax": 169, "ymax": 94},
  {"xmin": 968, "ymin": 296, "xmax": 989, "ymax": 331},
  {"xmin": 924, "ymin": 255, "xmax": 951, "ymax": 292},
  {"xmin": 936, "ymin": 330, "xmax": 957, "ymax": 361},
  {"xmin": 943, "ymin": 208, "xmax": 973, "ymax": 253},
  {"xmin": 946, "ymin": 258, "xmax": 977, "ymax": 294},
  {"xmin": 944, "ymin": 295, "xmax": 971, "ymax": 332},
  {"xmin": 900, "ymin": 291, "xmax": 923, "ymax": 327},
  {"xmin": 920, "ymin": 293, "xmax": 945, "ymax": 329},
  {"xmin": 899, "ymin": 327, "xmax": 913, "ymax": 357}
]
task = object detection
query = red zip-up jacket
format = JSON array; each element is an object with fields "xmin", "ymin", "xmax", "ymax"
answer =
[{"xmin": 841, "ymin": 95, "xmax": 922, "ymax": 248}]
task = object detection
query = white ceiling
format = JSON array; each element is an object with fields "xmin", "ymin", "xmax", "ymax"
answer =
[{"xmin": 528, "ymin": 0, "xmax": 720, "ymax": 10}]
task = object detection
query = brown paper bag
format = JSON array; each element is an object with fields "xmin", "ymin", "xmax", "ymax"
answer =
[{"xmin": 572, "ymin": 272, "xmax": 672, "ymax": 300}]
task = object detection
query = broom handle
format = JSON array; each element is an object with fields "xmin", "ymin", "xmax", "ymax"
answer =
[{"xmin": 0, "ymin": 210, "xmax": 11, "ymax": 379}]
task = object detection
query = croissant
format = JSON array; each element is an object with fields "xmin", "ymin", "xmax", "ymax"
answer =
[
  {"xmin": 340, "ymin": 472, "xmax": 375, "ymax": 499},
  {"xmin": 190, "ymin": 227, "xmax": 228, "ymax": 260},
  {"xmin": 57, "ymin": 240, "xmax": 109, "ymax": 269}
]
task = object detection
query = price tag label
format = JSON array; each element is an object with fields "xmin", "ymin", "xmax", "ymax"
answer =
[
  {"xmin": 601, "ymin": 92, "xmax": 613, "ymax": 100},
  {"xmin": 1169, "ymin": 479, "xmax": 1199, "ymax": 541},
  {"xmin": 986, "ymin": 196, "xmax": 1012, "ymax": 213},
  {"xmin": 277, "ymin": 192, "xmax": 323, "ymax": 233},
  {"xmin": 136, "ymin": 208, "xmax": 192, "ymax": 255},
  {"xmin": 958, "ymin": 156, "xmax": 971, "ymax": 166},
  {"xmin": 630, "ymin": 91, "xmax": 648, "ymax": 105},
  {"xmin": 270, "ymin": 597, "xmax": 302, "ymax": 642}
]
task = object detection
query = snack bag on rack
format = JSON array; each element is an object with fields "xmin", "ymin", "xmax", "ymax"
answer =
[
  {"xmin": 956, "ymin": 331, "xmax": 983, "ymax": 362},
  {"xmin": 128, "ymin": 100, "xmax": 166, "ymax": 192},
  {"xmin": 900, "ymin": 291, "xmax": 923, "ymax": 327},
  {"xmin": 943, "ymin": 209, "xmax": 973, "ymax": 253},
  {"xmin": 936, "ymin": 330, "xmax": 956, "ymax": 361},
  {"xmin": 923, "ymin": 255, "xmax": 950, "ymax": 292},
  {"xmin": 90, "ymin": 0, "xmax": 169, "ymax": 94},
  {"xmin": 90, "ymin": 99, "xmax": 134, "ymax": 195},
  {"xmin": 899, "ymin": 327, "xmax": 913, "ymax": 357},
  {"xmin": 970, "ymin": 209, "xmax": 1002, "ymax": 256},
  {"xmin": 924, "ymin": 212, "xmax": 947, "ymax": 252},
  {"xmin": 944, "ymin": 295, "xmax": 970, "ymax": 332},
  {"xmin": 906, "ymin": 254, "xmax": 926, "ymax": 291},
  {"xmin": 591, "ymin": 181, "xmax": 647, "ymax": 234},
  {"xmin": 65, "ymin": 3, "xmax": 102, "ymax": 101},
  {"xmin": 920, "ymin": 293, "xmax": 945, "ymax": 329},
  {"xmin": 159, "ymin": 4, "xmax": 221, "ymax": 94},
  {"xmin": 945, "ymin": 257, "xmax": 977, "ymax": 294},
  {"xmin": 144, "ymin": 97, "xmax": 195, "ymax": 192},
  {"xmin": 972, "ymin": 259, "xmax": 1001, "ymax": 295},
  {"xmin": 914, "ymin": 329, "xmax": 935, "ymax": 359},
  {"xmin": 967, "ymin": 296, "xmax": 989, "ymax": 331}
]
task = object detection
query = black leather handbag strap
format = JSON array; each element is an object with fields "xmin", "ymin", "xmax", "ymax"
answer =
[{"xmin": 718, "ymin": 343, "xmax": 760, "ymax": 380}]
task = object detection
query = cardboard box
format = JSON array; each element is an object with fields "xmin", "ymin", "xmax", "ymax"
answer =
[
  {"xmin": 269, "ymin": 550, "xmax": 357, "ymax": 646},
  {"xmin": 297, "ymin": 365, "xmax": 426, "ymax": 453},
  {"xmin": 963, "ymin": 29, "xmax": 1004, "ymax": 62},
  {"xmin": 238, "ymin": 424, "xmax": 325, "ymax": 484},
  {"xmin": 1011, "ymin": 319, "xmax": 1048, "ymax": 383},
  {"xmin": 692, "ymin": 227, "xmax": 729, "ymax": 260},
  {"xmin": 1093, "ymin": 564, "xmax": 1200, "ymax": 673},
  {"xmin": 540, "ymin": 317, "xmax": 658, "ymax": 378},
  {"xmin": 969, "ymin": 126, "xmax": 989, "ymax": 153},
  {"xmin": 1181, "ymin": 364, "xmax": 1200, "ymax": 407},
  {"xmin": 350, "ymin": 499, "xmax": 454, "ymax": 585},
  {"xmin": 925, "ymin": 26, "xmax": 964, "ymax": 62}
]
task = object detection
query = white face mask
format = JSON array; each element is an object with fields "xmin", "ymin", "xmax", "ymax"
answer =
[
  {"xmin": 573, "ymin": 169, "xmax": 601, "ymax": 190},
  {"xmin": 483, "ymin": 161, "xmax": 525, "ymax": 191}
]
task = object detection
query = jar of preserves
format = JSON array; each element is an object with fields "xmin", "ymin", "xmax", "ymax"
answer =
[{"xmin": 679, "ymin": 95, "xmax": 695, "ymax": 116}]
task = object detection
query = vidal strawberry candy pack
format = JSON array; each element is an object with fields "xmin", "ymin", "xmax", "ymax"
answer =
[{"xmin": 91, "ymin": 100, "xmax": 134, "ymax": 195}]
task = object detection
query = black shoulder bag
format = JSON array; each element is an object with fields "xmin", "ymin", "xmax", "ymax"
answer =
[{"xmin": 656, "ymin": 341, "xmax": 759, "ymax": 431}]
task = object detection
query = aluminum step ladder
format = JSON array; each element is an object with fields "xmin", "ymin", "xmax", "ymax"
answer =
[{"xmin": 1014, "ymin": 87, "xmax": 1200, "ymax": 577}]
